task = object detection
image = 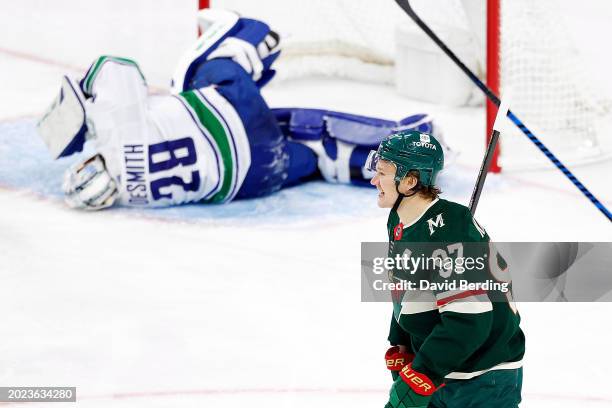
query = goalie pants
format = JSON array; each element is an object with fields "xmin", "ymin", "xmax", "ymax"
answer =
[
  {"xmin": 428, "ymin": 368, "xmax": 523, "ymax": 408},
  {"xmin": 186, "ymin": 58, "xmax": 318, "ymax": 199}
]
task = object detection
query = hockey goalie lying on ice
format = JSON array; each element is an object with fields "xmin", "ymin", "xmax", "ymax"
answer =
[{"xmin": 36, "ymin": 9, "xmax": 448, "ymax": 210}]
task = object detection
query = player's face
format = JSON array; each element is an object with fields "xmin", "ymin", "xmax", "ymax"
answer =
[{"xmin": 370, "ymin": 160, "xmax": 399, "ymax": 208}]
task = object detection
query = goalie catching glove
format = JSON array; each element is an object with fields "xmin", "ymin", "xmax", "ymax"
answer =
[
  {"xmin": 386, "ymin": 364, "xmax": 443, "ymax": 408},
  {"xmin": 62, "ymin": 154, "xmax": 118, "ymax": 210}
]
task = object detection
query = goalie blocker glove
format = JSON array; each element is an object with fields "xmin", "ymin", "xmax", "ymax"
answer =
[
  {"xmin": 37, "ymin": 76, "xmax": 89, "ymax": 159},
  {"xmin": 386, "ymin": 364, "xmax": 443, "ymax": 408}
]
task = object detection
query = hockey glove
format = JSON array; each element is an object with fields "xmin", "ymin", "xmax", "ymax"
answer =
[
  {"xmin": 385, "ymin": 346, "xmax": 414, "ymax": 381},
  {"xmin": 62, "ymin": 154, "xmax": 118, "ymax": 210},
  {"xmin": 37, "ymin": 76, "xmax": 89, "ymax": 159},
  {"xmin": 385, "ymin": 364, "xmax": 441, "ymax": 408}
]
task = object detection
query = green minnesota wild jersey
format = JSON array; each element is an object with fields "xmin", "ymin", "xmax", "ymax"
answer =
[{"xmin": 386, "ymin": 198, "xmax": 525, "ymax": 385}]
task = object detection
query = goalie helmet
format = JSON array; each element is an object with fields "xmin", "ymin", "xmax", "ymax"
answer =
[{"xmin": 367, "ymin": 130, "xmax": 444, "ymax": 186}]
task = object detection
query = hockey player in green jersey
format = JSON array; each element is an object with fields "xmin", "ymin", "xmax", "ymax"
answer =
[{"xmin": 367, "ymin": 130, "xmax": 525, "ymax": 408}]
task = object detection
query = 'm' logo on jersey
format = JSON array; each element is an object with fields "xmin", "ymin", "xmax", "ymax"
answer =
[{"xmin": 427, "ymin": 213, "xmax": 445, "ymax": 235}]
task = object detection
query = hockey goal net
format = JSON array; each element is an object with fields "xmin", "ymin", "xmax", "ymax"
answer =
[{"xmin": 206, "ymin": 0, "xmax": 612, "ymax": 171}]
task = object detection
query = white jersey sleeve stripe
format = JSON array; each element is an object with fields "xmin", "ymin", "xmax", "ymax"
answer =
[
  {"xmin": 173, "ymin": 95, "xmax": 223, "ymax": 200},
  {"xmin": 196, "ymin": 89, "xmax": 241, "ymax": 201},
  {"xmin": 196, "ymin": 87, "xmax": 251, "ymax": 202},
  {"xmin": 439, "ymin": 299, "xmax": 493, "ymax": 314}
]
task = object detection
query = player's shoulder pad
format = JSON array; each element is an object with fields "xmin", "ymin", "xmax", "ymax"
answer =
[
  {"xmin": 450, "ymin": 201, "xmax": 488, "ymax": 241},
  {"xmin": 82, "ymin": 55, "xmax": 146, "ymax": 96}
]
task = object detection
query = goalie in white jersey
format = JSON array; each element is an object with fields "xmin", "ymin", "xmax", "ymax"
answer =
[{"xmin": 37, "ymin": 9, "xmax": 445, "ymax": 210}]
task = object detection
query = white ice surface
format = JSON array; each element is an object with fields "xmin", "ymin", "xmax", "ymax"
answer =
[{"xmin": 1, "ymin": 1, "xmax": 612, "ymax": 407}]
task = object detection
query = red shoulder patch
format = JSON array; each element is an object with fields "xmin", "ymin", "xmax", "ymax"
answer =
[{"xmin": 393, "ymin": 223, "xmax": 404, "ymax": 241}]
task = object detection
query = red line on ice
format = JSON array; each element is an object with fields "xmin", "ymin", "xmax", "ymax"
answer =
[{"xmin": 0, "ymin": 387, "xmax": 607, "ymax": 404}]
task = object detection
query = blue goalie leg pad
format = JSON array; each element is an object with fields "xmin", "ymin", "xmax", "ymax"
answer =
[
  {"xmin": 232, "ymin": 18, "xmax": 281, "ymax": 86},
  {"xmin": 175, "ymin": 11, "xmax": 280, "ymax": 92},
  {"xmin": 397, "ymin": 113, "xmax": 436, "ymax": 134},
  {"xmin": 271, "ymin": 108, "xmax": 437, "ymax": 185},
  {"xmin": 173, "ymin": 10, "xmax": 241, "ymax": 93}
]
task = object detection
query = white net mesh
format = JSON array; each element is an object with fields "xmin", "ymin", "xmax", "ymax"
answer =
[
  {"xmin": 498, "ymin": 0, "xmax": 611, "ymax": 169},
  {"xmin": 211, "ymin": 0, "xmax": 612, "ymax": 169},
  {"xmin": 212, "ymin": 0, "xmax": 406, "ymax": 83}
]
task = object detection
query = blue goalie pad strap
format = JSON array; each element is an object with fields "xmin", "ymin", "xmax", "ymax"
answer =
[
  {"xmin": 234, "ymin": 18, "xmax": 272, "ymax": 53},
  {"xmin": 255, "ymin": 67, "xmax": 277, "ymax": 88}
]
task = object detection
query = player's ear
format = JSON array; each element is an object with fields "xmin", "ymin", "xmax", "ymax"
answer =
[{"xmin": 398, "ymin": 174, "xmax": 418, "ymax": 194}]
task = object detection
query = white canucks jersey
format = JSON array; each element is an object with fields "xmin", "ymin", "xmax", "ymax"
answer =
[{"xmin": 82, "ymin": 56, "xmax": 251, "ymax": 206}]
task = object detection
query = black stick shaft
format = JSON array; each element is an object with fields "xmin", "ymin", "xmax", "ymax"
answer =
[{"xmin": 469, "ymin": 128, "xmax": 500, "ymax": 214}]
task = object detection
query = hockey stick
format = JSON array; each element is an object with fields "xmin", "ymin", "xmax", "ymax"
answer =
[
  {"xmin": 469, "ymin": 97, "xmax": 509, "ymax": 214},
  {"xmin": 394, "ymin": 0, "xmax": 612, "ymax": 222}
]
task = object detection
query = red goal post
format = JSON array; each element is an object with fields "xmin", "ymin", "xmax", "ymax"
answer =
[{"xmin": 486, "ymin": 0, "xmax": 501, "ymax": 173}]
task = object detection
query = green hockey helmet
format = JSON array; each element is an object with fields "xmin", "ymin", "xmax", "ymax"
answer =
[{"xmin": 366, "ymin": 130, "xmax": 444, "ymax": 186}]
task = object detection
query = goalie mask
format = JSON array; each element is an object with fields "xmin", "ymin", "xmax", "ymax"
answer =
[{"xmin": 366, "ymin": 130, "xmax": 444, "ymax": 187}]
